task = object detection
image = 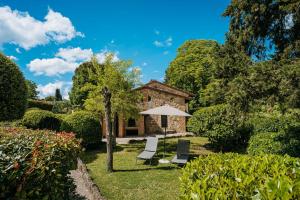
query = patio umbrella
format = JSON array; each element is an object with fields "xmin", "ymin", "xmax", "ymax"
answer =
[{"xmin": 140, "ymin": 104, "xmax": 191, "ymax": 163}]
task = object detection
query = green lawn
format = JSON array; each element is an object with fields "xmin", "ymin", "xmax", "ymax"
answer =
[{"xmin": 81, "ymin": 136, "xmax": 213, "ymax": 200}]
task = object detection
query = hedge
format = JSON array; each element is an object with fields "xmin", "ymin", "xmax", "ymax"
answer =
[
  {"xmin": 247, "ymin": 112, "xmax": 300, "ymax": 157},
  {"xmin": 0, "ymin": 127, "xmax": 81, "ymax": 199},
  {"xmin": 180, "ymin": 153, "xmax": 300, "ymax": 199},
  {"xmin": 27, "ymin": 99, "xmax": 54, "ymax": 111},
  {"xmin": 22, "ymin": 110, "xmax": 61, "ymax": 131},
  {"xmin": 60, "ymin": 111, "xmax": 102, "ymax": 148},
  {"xmin": 0, "ymin": 52, "xmax": 27, "ymax": 121},
  {"xmin": 188, "ymin": 104, "xmax": 252, "ymax": 151}
]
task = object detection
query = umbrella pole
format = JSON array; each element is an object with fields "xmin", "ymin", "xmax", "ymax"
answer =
[{"xmin": 164, "ymin": 127, "xmax": 166, "ymax": 158}]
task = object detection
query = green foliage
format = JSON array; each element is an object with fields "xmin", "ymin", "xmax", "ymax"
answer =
[
  {"xmin": 27, "ymin": 99, "xmax": 54, "ymax": 111},
  {"xmin": 188, "ymin": 104, "xmax": 252, "ymax": 151},
  {"xmin": 52, "ymin": 100, "xmax": 72, "ymax": 114},
  {"xmin": 84, "ymin": 55, "xmax": 142, "ymax": 119},
  {"xmin": 247, "ymin": 112, "xmax": 300, "ymax": 157},
  {"xmin": 60, "ymin": 111, "xmax": 102, "ymax": 148},
  {"xmin": 187, "ymin": 104, "xmax": 227, "ymax": 135},
  {"xmin": 44, "ymin": 96, "xmax": 55, "ymax": 101},
  {"xmin": 165, "ymin": 40, "xmax": 220, "ymax": 110},
  {"xmin": 55, "ymin": 88, "xmax": 63, "ymax": 101},
  {"xmin": 25, "ymin": 80, "xmax": 39, "ymax": 99},
  {"xmin": 0, "ymin": 52, "xmax": 27, "ymax": 121},
  {"xmin": 180, "ymin": 153, "xmax": 300, "ymax": 199},
  {"xmin": 224, "ymin": 0, "xmax": 300, "ymax": 59},
  {"xmin": 22, "ymin": 110, "xmax": 61, "ymax": 131},
  {"xmin": 0, "ymin": 127, "xmax": 80, "ymax": 199},
  {"xmin": 69, "ymin": 61, "xmax": 97, "ymax": 106}
]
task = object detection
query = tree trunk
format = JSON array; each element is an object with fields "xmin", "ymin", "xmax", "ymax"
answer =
[
  {"xmin": 112, "ymin": 112, "xmax": 117, "ymax": 148},
  {"xmin": 102, "ymin": 87, "xmax": 113, "ymax": 172}
]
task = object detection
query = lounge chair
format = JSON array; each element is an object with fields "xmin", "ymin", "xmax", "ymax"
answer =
[
  {"xmin": 171, "ymin": 139, "xmax": 190, "ymax": 165},
  {"xmin": 136, "ymin": 136, "xmax": 158, "ymax": 165}
]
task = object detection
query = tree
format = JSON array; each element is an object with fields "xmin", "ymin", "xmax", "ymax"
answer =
[
  {"xmin": 201, "ymin": 43, "xmax": 251, "ymax": 106},
  {"xmin": 165, "ymin": 40, "xmax": 220, "ymax": 111},
  {"xmin": 223, "ymin": 0, "xmax": 300, "ymax": 60},
  {"xmin": 84, "ymin": 54, "xmax": 141, "ymax": 172},
  {"xmin": 55, "ymin": 88, "xmax": 63, "ymax": 101},
  {"xmin": 69, "ymin": 62, "xmax": 99, "ymax": 106},
  {"xmin": 0, "ymin": 52, "xmax": 27, "ymax": 121},
  {"xmin": 45, "ymin": 96, "xmax": 55, "ymax": 101},
  {"xmin": 26, "ymin": 80, "xmax": 39, "ymax": 99}
]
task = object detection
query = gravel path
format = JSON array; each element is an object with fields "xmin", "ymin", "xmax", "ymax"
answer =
[{"xmin": 69, "ymin": 159, "xmax": 105, "ymax": 200}]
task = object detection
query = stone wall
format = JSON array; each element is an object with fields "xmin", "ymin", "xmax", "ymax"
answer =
[{"xmin": 139, "ymin": 85, "xmax": 187, "ymax": 134}]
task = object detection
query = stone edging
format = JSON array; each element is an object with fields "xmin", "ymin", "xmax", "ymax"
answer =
[{"xmin": 77, "ymin": 158, "xmax": 105, "ymax": 200}]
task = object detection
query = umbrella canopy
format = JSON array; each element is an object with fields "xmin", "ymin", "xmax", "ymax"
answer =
[{"xmin": 140, "ymin": 104, "xmax": 191, "ymax": 117}]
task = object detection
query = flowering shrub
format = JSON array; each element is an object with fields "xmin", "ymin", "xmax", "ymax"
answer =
[
  {"xmin": 180, "ymin": 153, "xmax": 300, "ymax": 199},
  {"xmin": 0, "ymin": 127, "xmax": 81, "ymax": 199}
]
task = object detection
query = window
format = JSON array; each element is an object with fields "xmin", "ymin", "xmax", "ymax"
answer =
[
  {"xmin": 128, "ymin": 118, "xmax": 136, "ymax": 127},
  {"xmin": 148, "ymin": 96, "xmax": 152, "ymax": 102}
]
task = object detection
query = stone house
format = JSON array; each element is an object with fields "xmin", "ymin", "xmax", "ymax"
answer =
[{"xmin": 102, "ymin": 80, "xmax": 193, "ymax": 138}]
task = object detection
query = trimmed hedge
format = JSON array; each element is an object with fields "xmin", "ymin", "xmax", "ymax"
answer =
[
  {"xmin": 181, "ymin": 153, "xmax": 300, "ymax": 199},
  {"xmin": 0, "ymin": 52, "xmax": 27, "ymax": 121},
  {"xmin": 188, "ymin": 104, "xmax": 252, "ymax": 151},
  {"xmin": 0, "ymin": 127, "xmax": 81, "ymax": 199},
  {"xmin": 22, "ymin": 110, "xmax": 61, "ymax": 131},
  {"xmin": 27, "ymin": 99, "xmax": 54, "ymax": 111},
  {"xmin": 247, "ymin": 113, "xmax": 300, "ymax": 157},
  {"xmin": 60, "ymin": 111, "xmax": 102, "ymax": 148}
]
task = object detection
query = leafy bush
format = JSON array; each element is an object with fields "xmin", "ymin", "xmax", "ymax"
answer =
[
  {"xmin": 247, "ymin": 113, "xmax": 300, "ymax": 157},
  {"xmin": 188, "ymin": 104, "xmax": 252, "ymax": 151},
  {"xmin": 180, "ymin": 153, "xmax": 300, "ymax": 199},
  {"xmin": 0, "ymin": 127, "xmax": 81, "ymax": 199},
  {"xmin": 0, "ymin": 52, "xmax": 27, "ymax": 121},
  {"xmin": 22, "ymin": 110, "xmax": 61, "ymax": 131},
  {"xmin": 60, "ymin": 111, "xmax": 102, "ymax": 148},
  {"xmin": 52, "ymin": 100, "xmax": 72, "ymax": 114},
  {"xmin": 27, "ymin": 99, "xmax": 54, "ymax": 111}
]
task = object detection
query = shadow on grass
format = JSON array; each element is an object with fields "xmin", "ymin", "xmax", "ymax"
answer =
[{"xmin": 114, "ymin": 165, "xmax": 178, "ymax": 172}]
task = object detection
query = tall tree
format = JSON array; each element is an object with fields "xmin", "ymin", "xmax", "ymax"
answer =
[
  {"xmin": 224, "ymin": 0, "xmax": 300, "ymax": 60},
  {"xmin": 84, "ymin": 54, "xmax": 141, "ymax": 172},
  {"xmin": 55, "ymin": 88, "xmax": 63, "ymax": 101},
  {"xmin": 26, "ymin": 80, "xmax": 39, "ymax": 99},
  {"xmin": 69, "ymin": 62, "xmax": 99, "ymax": 106},
  {"xmin": 165, "ymin": 40, "xmax": 220, "ymax": 111}
]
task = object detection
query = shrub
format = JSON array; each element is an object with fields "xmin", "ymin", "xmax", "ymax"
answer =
[
  {"xmin": 60, "ymin": 111, "xmax": 102, "ymax": 148},
  {"xmin": 52, "ymin": 100, "xmax": 72, "ymax": 114},
  {"xmin": 188, "ymin": 104, "xmax": 252, "ymax": 151},
  {"xmin": 27, "ymin": 99, "xmax": 54, "ymax": 111},
  {"xmin": 187, "ymin": 104, "xmax": 227, "ymax": 135},
  {"xmin": 180, "ymin": 153, "xmax": 300, "ymax": 199},
  {"xmin": 247, "ymin": 113, "xmax": 300, "ymax": 157},
  {"xmin": 0, "ymin": 127, "xmax": 81, "ymax": 199},
  {"xmin": 22, "ymin": 110, "xmax": 61, "ymax": 131},
  {"xmin": 0, "ymin": 52, "xmax": 27, "ymax": 121}
]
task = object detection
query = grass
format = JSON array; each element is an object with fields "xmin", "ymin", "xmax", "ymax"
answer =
[{"xmin": 81, "ymin": 136, "xmax": 214, "ymax": 200}]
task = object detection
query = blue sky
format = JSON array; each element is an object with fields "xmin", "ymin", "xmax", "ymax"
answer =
[{"xmin": 0, "ymin": 0, "xmax": 230, "ymax": 99}]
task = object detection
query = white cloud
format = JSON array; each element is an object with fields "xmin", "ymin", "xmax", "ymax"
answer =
[
  {"xmin": 7, "ymin": 55, "xmax": 17, "ymax": 61},
  {"xmin": 27, "ymin": 47, "xmax": 120, "ymax": 76},
  {"xmin": 28, "ymin": 57, "xmax": 78, "ymax": 76},
  {"xmin": 153, "ymin": 37, "xmax": 173, "ymax": 47},
  {"xmin": 163, "ymin": 51, "xmax": 169, "ymax": 55},
  {"xmin": 37, "ymin": 81, "xmax": 72, "ymax": 99},
  {"xmin": 16, "ymin": 48, "xmax": 21, "ymax": 53},
  {"xmin": 55, "ymin": 47, "xmax": 93, "ymax": 62},
  {"xmin": 142, "ymin": 62, "xmax": 148, "ymax": 67},
  {"xmin": 153, "ymin": 40, "xmax": 164, "ymax": 47},
  {"xmin": 154, "ymin": 30, "xmax": 160, "ymax": 35},
  {"xmin": 0, "ymin": 6, "xmax": 83, "ymax": 50},
  {"xmin": 95, "ymin": 51, "xmax": 119, "ymax": 64}
]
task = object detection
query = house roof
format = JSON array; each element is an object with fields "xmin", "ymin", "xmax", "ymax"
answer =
[{"xmin": 134, "ymin": 80, "xmax": 194, "ymax": 100}]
